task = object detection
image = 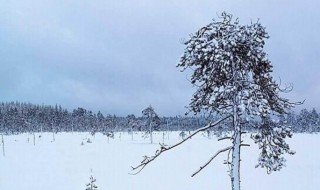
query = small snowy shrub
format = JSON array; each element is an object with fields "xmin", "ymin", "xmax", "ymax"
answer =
[{"xmin": 86, "ymin": 175, "xmax": 98, "ymax": 190}]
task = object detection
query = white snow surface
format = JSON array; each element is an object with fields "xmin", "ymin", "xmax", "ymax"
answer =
[{"xmin": 0, "ymin": 132, "xmax": 318, "ymax": 190}]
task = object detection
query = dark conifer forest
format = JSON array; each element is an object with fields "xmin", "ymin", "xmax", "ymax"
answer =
[{"xmin": 0, "ymin": 102, "xmax": 317, "ymax": 135}]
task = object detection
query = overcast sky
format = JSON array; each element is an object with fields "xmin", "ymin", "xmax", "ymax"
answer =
[{"xmin": 0, "ymin": 0, "xmax": 319, "ymax": 116}]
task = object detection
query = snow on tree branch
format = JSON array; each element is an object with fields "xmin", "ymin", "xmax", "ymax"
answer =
[
  {"xmin": 251, "ymin": 117, "xmax": 295, "ymax": 174},
  {"xmin": 177, "ymin": 12, "xmax": 301, "ymax": 117}
]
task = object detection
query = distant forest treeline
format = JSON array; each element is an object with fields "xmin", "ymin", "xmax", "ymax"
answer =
[
  {"xmin": 0, "ymin": 101, "xmax": 209, "ymax": 134},
  {"xmin": 0, "ymin": 102, "xmax": 318, "ymax": 134}
]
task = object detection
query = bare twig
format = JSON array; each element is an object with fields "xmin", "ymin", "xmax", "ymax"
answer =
[
  {"xmin": 130, "ymin": 115, "xmax": 232, "ymax": 175},
  {"xmin": 218, "ymin": 136, "xmax": 231, "ymax": 141},
  {"xmin": 192, "ymin": 146, "xmax": 232, "ymax": 177},
  {"xmin": 226, "ymin": 147, "xmax": 233, "ymax": 173}
]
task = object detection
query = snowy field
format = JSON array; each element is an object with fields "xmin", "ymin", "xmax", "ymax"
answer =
[{"xmin": 0, "ymin": 132, "xmax": 318, "ymax": 190}]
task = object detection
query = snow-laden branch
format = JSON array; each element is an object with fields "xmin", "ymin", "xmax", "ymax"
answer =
[
  {"xmin": 130, "ymin": 115, "xmax": 232, "ymax": 175},
  {"xmin": 191, "ymin": 146, "xmax": 232, "ymax": 177}
]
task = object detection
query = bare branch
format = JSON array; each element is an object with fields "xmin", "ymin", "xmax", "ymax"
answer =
[
  {"xmin": 240, "ymin": 144, "xmax": 250, "ymax": 147},
  {"xmin": 191, "ymin": 146, "xmax": 232, "ymax": 177},
  {"xmin": 226, "ymin": 147, "xmax": 233, "ymax": 173},
  {"xmin": 130, "ymin": 115, "xmax": 232, "ymax": 175},
  {"xmin": 218, "ymin": 136, "xmax": 232, "ymax": 141},
  {"xmin": 296, "ymin": 99, "xmax": 305, "ymax": 105}
]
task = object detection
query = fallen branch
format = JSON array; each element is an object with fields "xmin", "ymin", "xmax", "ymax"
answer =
[
  {"xmin": 130, "ymin": 115, "xmax": 232, "ymax": 175},
  {"xmin": 191, "ymin": 146, "xmax": 232, "ymax": 177}
]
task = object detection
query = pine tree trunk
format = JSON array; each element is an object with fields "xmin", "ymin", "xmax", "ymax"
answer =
[
  {"xmin": 52, "ymin": 122, "xmax": 55, "ymax": 142},
  {"xmin": 71, "ymin": 121, "xmax": 74, "ymax": 134},
  {"xmin": 1, "ymin": 134, "xmax": 5, "ymax": 157},
  {"xmin": 231, "ymin": 103, "xmax": 241, "ymax": 190},
  {"xmin": 149, "ymin": 122, "xmax": 153, "ymax": 144},
  {"xmin": 230, "ymin": 57, "xmax": 242, "ymax": 190},
  {"xmin": 231, "ymin": 127, "xmax": 241, "ymax": 190},
  {"xmin": 131, "ymin": 127, "xmax": 134, "ymax": 141},
  {"xmin": 166, "ymin": 120, "xmax": 170, "ymax": 140},
  {"xmin": 162, "ymin": 132, "xmax": 165, "ymax": 144}
]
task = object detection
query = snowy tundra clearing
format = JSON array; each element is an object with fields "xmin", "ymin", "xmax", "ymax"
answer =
[{"xmin": 0, "ymin": 132, "xmax": 318, "ymax": 190}]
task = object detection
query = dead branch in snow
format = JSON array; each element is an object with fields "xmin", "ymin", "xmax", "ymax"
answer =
[{"xmin": 130, "ymin": 115, "xmax": 232, "ymax": 175}]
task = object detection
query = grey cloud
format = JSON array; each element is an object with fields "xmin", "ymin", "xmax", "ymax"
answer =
[{"xmin": 0, "ymin": 0, "xmax": 319, "ymax": 115}]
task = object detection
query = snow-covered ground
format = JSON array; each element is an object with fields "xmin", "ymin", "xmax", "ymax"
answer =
[{"xmin": 0, "ymin": 132, "xmax": 318, "ymax": 190}]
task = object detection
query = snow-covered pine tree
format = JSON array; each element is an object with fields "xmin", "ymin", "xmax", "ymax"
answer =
[
  {"xmin": 86, "ymin": 175, "xmax": 98, "ymax": 190},
  {"xmin": 286, "ymin": 110, "xmax": 297, "ymax": 131},
  {"xmin": 127, "ymin": 114, "xmax": 137, "ymax": 141},
  {"xmin": 131, "ymin": 12, "xmax": 301, "ymax": 190},
  {"xmin": 177, "ymin": 12, "xmax": 300, "ymax": 190},
  {"xmin": 309, "ymin": 108, "xmax": 319, "ymax": 132},
  {"xmin": 97, "ymin": 111, "xmax": 105, "ymax": 133},
  {"xmin": 142, "ymin": 105, "xmax": 160, "ymax": 144},
  {"xmin": 179, "ymin": 131, "xmax": 186, "ymax": 140},
  {"xmin": 297, "ymin": 109, "xmax": 310, "ymax": 133}
]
